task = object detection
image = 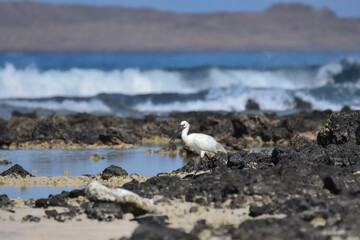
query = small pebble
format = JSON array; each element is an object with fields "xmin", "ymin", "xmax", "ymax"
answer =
[{"xmin": 0, "ymin": 160, "xmax": 12, "ymax": 165}]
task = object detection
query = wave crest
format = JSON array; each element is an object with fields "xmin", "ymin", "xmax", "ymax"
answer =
[
  {"xmin": 1, "ymin": 58, "xmax": 360, "ymax": 117},
  {"xmin": 2, "ymin": 60, "xmax": 358, "ymax": 99}
]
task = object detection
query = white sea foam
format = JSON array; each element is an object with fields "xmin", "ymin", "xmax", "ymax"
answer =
[
  {"xmin": 1, "ymin": 99, "xmax": 111, "ymax": 113},
  {"xmin": 0, "ymin": 63, "xmax": 331, "ymax": 99},
  {"xmin": 134, "ymin": 83, "xmax": 360, "ymax": 113},
  {"xmin": 316, "ymin": 58, "xmax": 360, "ymax": 86},
  {"xmin": 294, "ymin": 91, "xmax": 360, "ymax": 111},
  {"xmin": 224, "ymin": 68, "xmax": 322, "ymax": 89},
  {"xmin": 133, "ymin": 87, "xmax": 296, "ymax": 113},
  {"xmin": 294, "ymin": 92, "xmax": 340, "ymax": 111},
  {"xmin": 316, "ymin": 61, "xmax": 344, "ymax": 85},
  {"xmin": 1, "ymin": 60, "xmax": 359, "ymax": 114},
  {"xmin": 0, "ymin": 64, "xmax": 193, "ymax": 98}
]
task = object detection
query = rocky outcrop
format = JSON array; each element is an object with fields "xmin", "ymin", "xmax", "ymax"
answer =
[
  {"xmin": 0, "ymin": 194, "xmax": 12, "ymax": 208},
  {"xmin": 83, "ymin": 202, "xmax": 123, "ymax": 221},
  {"xmin": 99, "ymin": 127, "xmax": 140, "ymax": 145},
  {"xmin": 0, "ymin": 164, "xmax": 34, "ymax": 178},
  {"xmin": 0, "ymin": 110, "xmax": 331, "ymax": 149},
  {"xmin": 101, "ymin": 165, "xmax": 128, "ymax": 180},
  {"xmin": 317, "ymin": 111, "xmax": 360, "ymax": 146},
  {"xmin": 245, "ymin": 99, "xmax": 260, "ymax": 110},
  {"xmin": 122, "ymin": 111, "xmax": 360, "ymax": 239}
]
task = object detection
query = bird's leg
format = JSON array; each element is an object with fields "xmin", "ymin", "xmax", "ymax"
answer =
[
  {"xmin": 193, "ymin": 151, "xmax": 206, "ymax": 178},
  {"xmin": 193, "ymin": 157, "xmax": 202, "ymax": 178},
  {"xmin": 205, "ymin": 153, "xmax": 215, "ymax": 172}
]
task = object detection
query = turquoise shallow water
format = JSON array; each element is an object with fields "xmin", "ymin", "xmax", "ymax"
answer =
[{"xmin": 0, "ymin": 146, "xmax": 185, "ymax": 199}]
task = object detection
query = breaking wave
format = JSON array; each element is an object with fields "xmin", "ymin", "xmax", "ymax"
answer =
[
  {"xmin": 0, "ymin": 57, "xmax": 360, "ymax": 118},
  {"xmin": 1, "ymin": 59, "xmax": 359, "ymax": 99}
]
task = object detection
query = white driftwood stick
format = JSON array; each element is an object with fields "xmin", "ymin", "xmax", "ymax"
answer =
[{"xmin": 85, "ymin": 181, "xmax": 154, "ymax": 213}]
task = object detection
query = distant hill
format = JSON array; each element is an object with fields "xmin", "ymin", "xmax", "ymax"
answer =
[{"xmin": 0, "ymin": 2, "xmax": 359, "ymax": 52}]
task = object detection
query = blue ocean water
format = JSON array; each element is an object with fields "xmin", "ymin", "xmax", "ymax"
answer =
[{"xmin": 1, "ymin": 52, "xmax": 360, "ymax": 118}]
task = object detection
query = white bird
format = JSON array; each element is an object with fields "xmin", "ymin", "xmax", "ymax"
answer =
[{"xmin": 170, "ymin": 120, "xmax": 227, "ymax": 176}]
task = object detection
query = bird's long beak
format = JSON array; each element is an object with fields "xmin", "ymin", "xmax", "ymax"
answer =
[{"xmin": 169, "ymin": 126, "xmax": 183, "ymax": 143}]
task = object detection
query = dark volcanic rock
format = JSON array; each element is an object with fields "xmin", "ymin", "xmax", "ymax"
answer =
[
  {"xmin": 101, "ymin": 165, "xmax": 128, "ymax": 180},
  {"xmin": 317, "ymin": 111, "xmax": 360, "ymax": 146},
  {"xmin": 126, "ymin": 167, "xmax": 250, "ymax": 207},
  {"xmin": 245, "ymin": 99, "xmax": 260, "ymax": 110},
  {"xmin": 45, "ymin": 209, "xmax": 76, "ymax": 222},
  {"xmin": 249, "ymin": 204, "xmax": 274, "ymax": 217},
  {"xmin": 324, "ymin": 142, "xmax": 360, "ymax": 167},
  {"xmin": 0, "ymin": 118, "xmax": 14, "ymax": 147},
  {"xmin": 35, "ymin": 189, "xmax": 85, "ymax": 208},
  {"xmin": 272, "ymin": 127, "xmax": 290, "ymax": 142},
  {"xmin": 132, "ymin": 215, "xmax": 169, "ymax": 225},
  {"xmin": 0, "ymin": 110, "xmax": 332, "ymax": 150},
  {"xmin": 32, "ymin": 115, "xmax": 72, "ymax": 141},
  {"xmin": 22, "ymin": 215, "xmax": 41, "ymax": 222},
  {"xmin": 323, "ymin": 176, "xmax": 341, "ymax": 195},
  {"xmin": 270, "ymin": 145, "xmax": 295, "ymax": 164},
  {"xmin": 83, "ymin": 202, "xmax": 123, "ymax": 221},
  {"xmin": 294, "ymin": 96, "xmax": 312, "ymax": 110},
  {"xmin": 99, "ymin": 127, "xmax": 140, "ymax": 145},
  {"xmin": 231, "ymin": 113, "xmax": 293, "ymax": 143},
  {"xmin": 123, "ymin": 176, "xmax": 186, "ymax": 199},
  {"xmin": 231, "ymin": 113, "xmax": 270, "ymax": 138},
  {"xmin": 280, "ymin": 114, "xmax": 307, "ymax": 134},
  {"xmin": 228, "ymin": 150, "xmax": 271, "ymax": 169},
  {"xmin": 289, "ymin": 135, "xmax": 360, "ymax": 167},
  {"xmin": 73, "ymin": 131, "xmax": 98, "ymax": 145},
  {"xmin": 0, "ymin": 164, "xmax": 34, "ymax": 178},
  {"xmin": 176, "ymin": 152, "xmax": 228, "ymax": 174},
  {"xmin": 0, "ymin": 194, "xmax": 11, "ymax": 208},
  {"xmin": 130, "ymin": 223, "xmax": 198, "ymax": 240},
  {"xmin": 12, "ymin": 111, "xmax": 37, "ymax": 118},
  {"xmin": 190, "ymin": 219, "xmax": 213, "ymax": 237}
]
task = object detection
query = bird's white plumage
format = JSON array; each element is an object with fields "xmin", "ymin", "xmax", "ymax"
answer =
[{"xmin": 180, "ymin": 120, "xmax": 227, "ymax": 158}]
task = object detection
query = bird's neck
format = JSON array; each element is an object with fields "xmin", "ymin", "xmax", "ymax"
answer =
[{"xmin": 181, "ymin": 127, "xmax": 189, "ymax": 141}]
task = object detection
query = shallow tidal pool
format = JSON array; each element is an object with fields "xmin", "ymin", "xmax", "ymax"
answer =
[{"xmin": 0, "ymin": 146, "xmax": 184, "ymax": 199}]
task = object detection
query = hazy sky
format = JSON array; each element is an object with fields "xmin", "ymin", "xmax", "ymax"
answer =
[{"xmin": 2, "ymin": 0, "xmax": 360, "ymax": 17}]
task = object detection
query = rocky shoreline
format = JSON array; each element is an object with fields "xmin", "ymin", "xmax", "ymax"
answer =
[
  {"xmin": 0, "ymin": 110, "xmax": 332, "ymax": 150},
  {"xmin": 1, "ymin": 110, "xmax": 360, "ymax": 239}
]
